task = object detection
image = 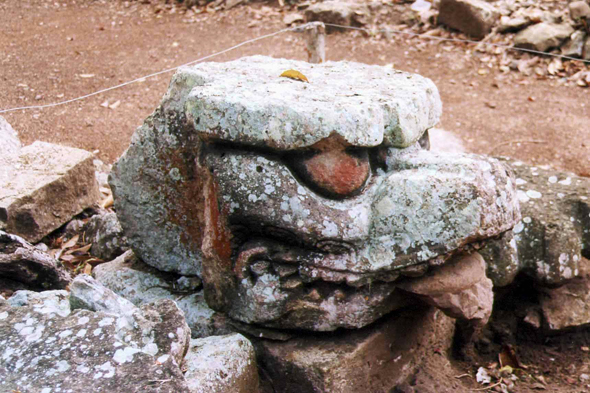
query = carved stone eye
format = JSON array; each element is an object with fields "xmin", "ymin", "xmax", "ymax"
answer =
[{"xmin": 287, "ymin": 146, "xmax": 370, "ymax": 199}]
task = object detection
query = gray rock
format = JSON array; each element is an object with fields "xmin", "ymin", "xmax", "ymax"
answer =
[
  {"xmin": 498, "ymin": 15, "xmax": 532, "ymax": 33},
  {"xmin": 83, "ymin": 212, "xmax": 129, "ymax": 260},
  {"xmin": 438, "ymin": 0, "xmax": 499, "ymax": 39},
  {"xmin": 0, "ymin": 289, "xmax": 192, "ymax": 392},
  {"xmin": 111, "ymin": 56, "xmax": 519, "ymax": 331},
  {"xmin": 479, "ymin": 231, "xmax": 520, "ymax": 287},
  {"xmin": 253, "ymin": 306, "xmax": 455, "ymax": 392},
  {"xmin": 283, "ymin": 12, "xmax": 304, "ymax": 25},
  {"xmin": 184, "ymin": 334, "xmax": 259, "ymax": 393},
  {"xmin": 0, "ymin": 141, "xmax": 101, "ymax": 242},
  {"xmin": 0, "ymin": 115, "xmax": 21, "ymax": 167},
  {"xmin": 0, "ymin": 230, "xmax": 71, "ymax": 291},
  {"xmin": 569, "ymin": 1, "xmax": 590, "ymax": 23},
  {"xmin": 482, "ymin": 159, "xmax": 590, "ymax": 286},
  {"xmin": 514, "ymin": 23, "xmax": 575, "ymax": 53},
  {"xmin": 397, "ymin": 252, "xmax": 494, "ymax": 323},
  {"xmin": 561, "ymin": 30, "xmax": 587, "ymax": 58},
  {"xmin": 304, "ymin": 1, "xmax": 369, "ymax": 31},
  {"xmin": 93, "ymin": 251, "xmax": 232, "ymax": 338}
]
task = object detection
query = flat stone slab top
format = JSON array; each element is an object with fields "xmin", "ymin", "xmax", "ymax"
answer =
[
  {"xmin": 183, "ymin": 55, "xmax": 442, "ymax": 149},
  {"xmin": 0, "ymin": 141, "xmax": 100, "ymax": 242}
]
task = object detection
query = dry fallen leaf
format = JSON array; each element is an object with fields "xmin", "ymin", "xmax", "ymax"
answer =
[
  {"xmin": 83, "ymin": 263, "xmax": 93, "ymax": 275},
  {"xmin": 280, "ymin": 69, "xmax": 309, "ymax": 83},
  {"xmin": 61, "ymin": 235, "xmax": 79, "ymax": 250},
  {"xmin": 101, "ymin": 194, "xmax": 114, "ymax": 209}
]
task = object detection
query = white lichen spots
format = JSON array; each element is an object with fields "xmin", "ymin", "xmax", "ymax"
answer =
[
  {"xmin": 548, "ymin": 176, "xmax": 558, "ymax": 184},
  {"xmin": 77, "ymin": 316, "xmax": 90, "ymax": 325},
  {"xmin": 557, "ymin": 193, "xmax": 565, "ymax": 199},
  {"xmin": 168, "ymin": 333, "xmax": 175, "ymax": 339},
  {"xmin": 76, "ymin": 329, "xmax": 87, "ymax": 338},
  {"xmin": 558, "ymin": 177, "xmax": 572, "ymax": 186},
  {"xmin": 513, "ymin": 221, "xmax": 524, "ymax": 234},
  {"xmin": 264, "ymin": 184, "xmax": 275, "ymax": 194},
  {"xmin": 517, "ymin": 190, "xmax": 530, "ymax": 203},
  {"xmin": 0, "ymin": 311, "xmax": 8, "ymax": 320},
  {"xmin": 142, "ymin": 343, "xmax": 159, "ymax": 356},
  {"xmin": 59, "ymin": 330, "xmax": 73, "ymax": 339},
  {"xmin": 297, "ymin": 219, "xmax": 305, "ymax": 227},
  {"xmin": 93, "ymin": 328, "xmax": 103, "ymax": 336},
  {"xmin": 239, "ymin": 173, "xmax": 246, "ymax": 180},
  {"xmin": 522, "ymin": 217, "xmax": 532, "ymax": 224},
  {"xmin": 98, "ymin": 361, "xmax": 115, "ymax": 378},
  {"xmin": 571, "ymin": 217, "xmax": 575, "ymax": 222},
  {"xmin": 282, "ymin": 214, "xmax": 292, "ymax": 222},
  {"xmin": 113, "ymin": 347, "xmax": 141, "ymax": 364},
  {"xmin": 526, "ymin": 190, "xmax": 542, "ymax": 199},
  {"xmin": 56, "ymin": 360, "xmax": 70, "ymax": 373},
  {"xmin": 321, "ymin": 220, "xmax": 339, "ymax": 237},
  {"xmin": 41, "ymin": 388, "xmax": 51, "ymax": 393},
  {"xmin": 515, "ymin": 178, "xmax": 527, "ymax": 185},
  {"xmin": 98, "ymin": 317, "xmax": 114, "ymax": 327},
  {"xmin": 230, "ymin": 201, "xmax": 240, "ymax": 213},
  {"xmin": 297, "ymin": 185, "xmax": 307, "ymax": 195},
  {"xmin": 77, "ymin": 365, "xmax": 90, "ymax": 373},
  {"xmin": 562, "ymin": 267, "xmax": 573, "ymax": 279},
  {"xmin": 559, "ymin": 253, "xmax": 569, "ymax": 264},
  {"xmin": 280, "ymin": 201, "xmax": 289, "ymax": 211},
  {"xmin": 248, "ymin": 194, "xmax": 258, "ymax": 203},
  {"xmin": 157, "ymin": 354, "xmax": 170, "ymax": 363},
  {"xmin": 513, "ymin": 161, "xmax": 523, "ymax": 166}
]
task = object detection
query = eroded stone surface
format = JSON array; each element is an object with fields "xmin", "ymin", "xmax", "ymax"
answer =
[
  {"xmin": 253, "ymin": 306, "xmax": 455, "ymax": 393},
  {"xmin": 397, "ymin": 252, "xmax": 493, "ymax": 323},
  {"xmin": 111, "ymin": 56, "xmax": 519, "ymax": 331},
  {"xmin": 0, "ymin": 287, "xmax": 192, "ymax": 392},
  {"xmin": 94, "ymin": 251, "xmax": 232, "ymax": 338},
  {"xmin": 514, "ymin": 23, "xmax": 575, "ymax": 52},
  {"xmin": 184, "ymin": 334, "xmax": 259, "ymax": 393},
  {"xmin": 1, "ymin": 141, "xmax": 101, "ymax": 242},
  {"xmin": 482, "ymin": 159, "xmax": 590, "ymax": 286},
  {"xmin": 0, "ymin": 230, "xmax": 71, "ymax": 291},
  {"xmin": 83, "ymin": 212, "xmax": 129, "ymax": 260}
]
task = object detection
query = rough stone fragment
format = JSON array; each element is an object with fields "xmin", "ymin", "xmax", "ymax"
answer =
[
  {"xmin": 183, "ymin": 334, "xmax": 259, "ymax": 393},
  {"xmin": 0, "ymin": 230, "xmax": 71, "ymax": 290},
  {"xmin": 438, "ymin": 0, "xmax": 499, "ymax": 39},
  {"xmin": 0, "ymin": 141, "xmax": 101, "ymax": 242},
  {"xmin": 507, "ymin": 160, "xmax": 589, "ymax": 285},
  {"xmin": 514, "ymin": 23, "xmax": 575, "ymax": 53},
  {"xmin": 0, "ymin": 289, "xmax": 192, "ymax": 393},
  {"xmin": 584, "ymin": 36, "xmax": 590, "ymax": 60},
  {"xmin": 253, "ymin": 306, "xmax": 455, "ymax": 393},
  {"xmin": 93, "ymin": 251, "xmax": 232, "ymax": 338},
  {"xmin": 304, "ymin": 1, "xmax": 369, "ymax": 31},
  {"xmin": 83, "ymin": 211, "xmax": 129, "ymax": 260},
  {"xmin": 539, "ymin": 258, "xmax": 590, "ymax": 331},
  {"xmin": 0, "ymin": 115, "xmax": 21, "ymax": 166},
  {"xmin": 479, "ymin": 231, "xmax": 520, "ymax": 287},
  {"xmin": 561, "ymin": 30, "xmax": 587, "ymax": 58},
  {"xmin": 569, "ymin": 1, "xmax": 590, "ymax": 22},
  {"xmin": 397, "ymin": 252, "xmax": 494, "ymax": 323},
  {"xmin": 498, "ymin": 15, "xmax": 532, "ymax": 33}
]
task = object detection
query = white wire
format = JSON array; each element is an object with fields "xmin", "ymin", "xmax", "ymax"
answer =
[
  {"xmin": 0, "ymin": 24, "xmax": 304, "ymax": 114},
  {"xmin": 1, "ymin": 21, "xmax": 588, "ymax": 114}
]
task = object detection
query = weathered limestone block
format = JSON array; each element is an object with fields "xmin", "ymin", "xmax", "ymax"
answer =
[
  {"xmin": 111, "ymin": 56, "xmax": 519, "ymax": 331},
  {"xmin": 0, "ymin": 230, "xmax": 71, "ymax": 291},
  {"xmin": 183, "ymin": 334, "xmax": 259, "ymax": 393},
  {"xmin": 397, "ymin": 252, "xmax": 493, "ymax": 323},
  {"xmin": 1, "ymin": 141, "xmax": 101, "ymax": 242},
  {"xmin": 514, "ymin": 23, "xmax": 575, "ymax": 53},
  {"xmin": 0, "ymin": 115, "xmax": 21, "ymax": 166},
  {"xmin": 0, "ymin": 287, "xmax": 192, "ymax": 393},
  {"xmin": 304, "ymin": 1, "xmax": 369, "ymax": 31},
  {"xmin": 83, "ymin": 212, "xmax": 129, "ymax": 260},
  {"xmin": 94, "ymin": 251, "xmax": 232, "ymax": 338},
  {"xmin": 253, "ymin": 306, "xmax": 455, "ymax": 393},
  {"xmin": 482, "ymin": 159, "xmax": 590, "ymax": 286},
  {"xmin": 438, "ymin": 0, "xmax": 499, "ymax": 39}
]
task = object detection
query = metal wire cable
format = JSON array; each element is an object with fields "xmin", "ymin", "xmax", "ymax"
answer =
[{"xmin": 1, "ymin": 21, "xmax": 588, "ymax": 114}]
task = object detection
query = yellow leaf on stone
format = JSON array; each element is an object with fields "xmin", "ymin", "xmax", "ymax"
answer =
[{"xmin": 280, "ymin": 69, "xmax": 309, "ymax": 83}]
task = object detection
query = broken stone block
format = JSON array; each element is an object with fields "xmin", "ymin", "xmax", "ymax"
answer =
[
  {"xmin": 184, "ymin": 334, "xmax": 259, "ymax": 393},
  {"xmin": 93, "ymin": 250, "xmax": 232, "ymax": 338},
  {"xmin": 253, "ymin": 306, "xmax": 455, "ymax": 393},
  {"xmin": 569, "ymin": 1, "xmax": 590, "ymax": 23},
  {"xmin": 438, "ymin": 0, "xmax": 499, "ymax": 39},
  {"xmin": 0, "ymin": 287, "xmax": 193, "ymax": 393},
  {"xmin": 83, "ymin": 211, "xmax": 129, "ymax": 260},
  {"xmin": 0, "ymin": 230, "xmax": 71, "ymax": 291},
  {"xmin": 514, "ymin": 23, "xmax": 575, "ymax": 53},
  {"xmin": 304, "ymin": 1, "xmax": 369, "ymax": 31},
  {"xmin": 111, "ymin": 56, "xmax": 519, "ymax": 331},
  {"xmin": 0, "ymin": 115, "xmax": 21, "ymax": 166},
  {"xmin": 0, "ymin": 141, "xmax": 101, "ymax": 242},
  {"xmin": 397, "ymin": 252, "xmax": 494, "ymax": 323},
  {"xmin": 561, "ymin": 30, "xmax": 587, "ymax": 58}
]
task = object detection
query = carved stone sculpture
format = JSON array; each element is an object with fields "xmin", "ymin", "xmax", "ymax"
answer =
[{"xmin": 110, "ymin": 56, "xmax": 520, "ymax": 331}]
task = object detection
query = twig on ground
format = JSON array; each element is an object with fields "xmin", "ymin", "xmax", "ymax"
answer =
[
  {"xmin": 455, "ymin": 373, "xmax": 471, "ymax": 379},
  {"xmin": 489, "ymin": 140, "xmax": 546, "ymax": 155},
  {"xmin": 470, "ymin": 378, "xmax": 504, "ymax": 391}
]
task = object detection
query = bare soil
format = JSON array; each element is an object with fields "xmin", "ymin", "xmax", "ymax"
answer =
[{"xmin": 1, "ymin": 1, "xmax": 590, "ymax": 392}]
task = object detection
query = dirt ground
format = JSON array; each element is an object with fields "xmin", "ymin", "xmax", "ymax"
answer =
[{"xmin": 1, "ymin": 0, "xmax": 590, "ymax": 392}]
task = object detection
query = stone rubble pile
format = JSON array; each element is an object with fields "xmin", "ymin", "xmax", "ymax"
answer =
[{"xmin": 1, "ymin": 56, "xmax": 589, "ymax": 391}]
